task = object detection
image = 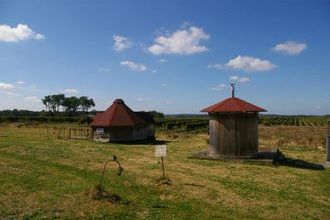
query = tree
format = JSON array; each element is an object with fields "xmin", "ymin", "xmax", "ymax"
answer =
[
  {"xmin": 42, "ymin": 95, "xmax": 52, "ymax": 112},
  {"xmin": 42, "ymin": 94, "xmax": 95, "ymax": 115},
  {"xmin": 52, "ymin": 94, "xmax": 65, "ymax": 112},
  {"xmin": 63, "ymin": 96, "xmax": 80, "ymax": 113},
  {"xmin": 79, "ymin": 96, "xmax": 95, "ymax": 112},
  {"xmin": 42, "ymin": 94, "xmax": 65, "ymax": 114}
]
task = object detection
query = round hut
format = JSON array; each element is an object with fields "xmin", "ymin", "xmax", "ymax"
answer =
[
  {"xmin": 90, "ymin": 99, "xmax": 155, "ymax": 142},
  {"xmin": 201, "ymin": 86, "xmax": 266, "ymax": 158}
]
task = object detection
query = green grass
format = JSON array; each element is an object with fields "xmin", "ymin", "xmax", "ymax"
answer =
[{"xmin": 0, "ymin": 127, "xmax": 329, "ymax": 219}]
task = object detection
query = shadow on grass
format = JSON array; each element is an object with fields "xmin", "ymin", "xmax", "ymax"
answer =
[
  {"xmin": 190, "ymin": 149, "xmax": 325, "ymax": 170},
  {"xmin": 276, "ymin": 158, "xmax": 325, "ymax": 170},
  {"xmin": 253, "ymin": 149, "xmax": 325, "ymax": 170},
  {"xmin": 110, "ymin": 139, "xmax": 171, "ymax": 145}
]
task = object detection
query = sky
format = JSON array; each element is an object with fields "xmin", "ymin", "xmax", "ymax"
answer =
[{"xmin": 0, "ymin": 0, "xmax": 330, "ymax": 115}]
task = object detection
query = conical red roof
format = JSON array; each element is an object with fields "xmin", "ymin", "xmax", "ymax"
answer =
[
  {"xmin": 201, "ymin": 97, "xmax": 266, "ymax": 113},
  {"xmin": 91, "ymin": 99, "xmax": 146, "ymax": 127}
]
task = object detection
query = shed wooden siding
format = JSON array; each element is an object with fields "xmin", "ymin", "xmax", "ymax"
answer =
[
  {"xmin": 209, "ymin": 113, "xmax": 258, "ymax": 157},
  {"xmin": 93, "ymin": 124, "xmax": 154, "ymax": 142}
]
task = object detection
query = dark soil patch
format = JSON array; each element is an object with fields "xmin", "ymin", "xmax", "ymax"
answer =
[{"xmin": 86, "ymin": 185, "xmax": 122, "ymax": 203}]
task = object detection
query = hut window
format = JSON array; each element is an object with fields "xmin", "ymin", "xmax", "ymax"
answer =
[{"xmin": 96, "ymin": 128, "xmax": 104, "ymax": 134}]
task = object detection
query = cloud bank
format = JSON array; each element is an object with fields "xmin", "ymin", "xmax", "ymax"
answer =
[
  {"xmin": 120, "ymin": 60, "xmax": 147, "ymax": 72},
  {"xmin": 226, "ymin": 55, "xmax": 276, "ymax": 72},
  {"xmin": 148, "ymin": 26, "xmax": 210, "ymax": 55},
  {"xmin": 113, "ymin": 35, "xmax": 132, "ymax": 51},
  {"xmin": 0, "ymin": 24, "xmax": 44, "ymax": 42},
  {"xmin": 272, "ymin": 41, "xmax": 307, "ymax": 55}
]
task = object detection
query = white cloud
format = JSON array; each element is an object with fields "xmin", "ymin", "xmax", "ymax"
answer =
[
  {"xmin": 24, "ymin": 96, "xmax": 40, "ymax": 102},
  {"xmin": 159, "ymin": 58, "xmax": 167, "ymax": 63},
  {"xmin": 212, "ymin": 83, "xmax": 227, "ymax": 91},
  {"xmin": 136, "ymin": 97, "xmax": 144, "ymax": 102},
  {"xmin": 226, "ymin": 55, "xmax": 276, "ymax": 72},
  {"xmin": 272, "ymin": 41, "xmax": 307, "ymax": 55},
  {"xmin": 64, "ymin": 89, "xmax": 79, "ymax": 94},
  {"xmin": 0, "ymin": 24, "xmax": 44, "ymax": 42},
  {"xmin": 165, "ymin": 99, "xmax": 171, "ymax": 104},
  {"xmin": 113, "ymin": 35, "xmax": 133, "ymax": 51},
  {"xmin": 208, "ymin": 63, "xmax": 223, "ymax": 70},
  {"xmin": 148, "ymin": 26, "xmax": 210, "ymax": 55},
  {"xmin": 99, "ymin": 67, "xmax": 111, "ymax": 73},
  {"xmin": 17, "ymin": 81, "xmax": 25, "ymax": 85},
  {"xmin": 0, "ymin": 82, "xmax": 15, "ymax": 90},
  {"xmin": 5, "ymin": 91, "xmax": 19, "ymax": 96},
  {"xmin": 152, "ymin": 70, "xmax": 157, "ymax": 73},
  {"xmin": 161, "ymin": 83, "xmax": 167, "ymax": 87},
  {"xmin": 120, "ymin": 60, "xmax": 147, "ymax": 72},
  {"xmin": 229, "ymin": 75, "xmax": 250, "ymax": 83},
  {"xmin": 315, "ymin": 106, "xmax": 321, "ymax": 110}
]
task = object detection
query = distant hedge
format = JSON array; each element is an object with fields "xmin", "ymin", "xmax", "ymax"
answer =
[{"xmin": 0, "ymin": 116, "xmax": 92, "ymax": 124}]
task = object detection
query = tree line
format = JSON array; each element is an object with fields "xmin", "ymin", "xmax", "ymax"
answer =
[{"xmin": 42, "ymin": 94, "xmax": 95, "ymax": 114}]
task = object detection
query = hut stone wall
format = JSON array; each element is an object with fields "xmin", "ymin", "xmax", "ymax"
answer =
[
  {"xmin": 208, "ymin": 113, "xmax": 258, "ymax": 158},
  {"xmin": 93, "ymin": 125, "xmax": 155, "ymax": 142}
]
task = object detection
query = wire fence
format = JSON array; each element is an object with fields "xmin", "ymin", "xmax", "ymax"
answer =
[{"xmin": 47, "ymin": 126, "xmax": 93, "ymax": 140}]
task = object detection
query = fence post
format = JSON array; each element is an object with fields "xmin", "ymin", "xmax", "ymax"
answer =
[
  {"xmin": 327, "ymin": 120, "xmax": 330, "ymax": 162},
  {"xmin": 327, "ymin": 136, "xmax": 330, "ymax": 162}
]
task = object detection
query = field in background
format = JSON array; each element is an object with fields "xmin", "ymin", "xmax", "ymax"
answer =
[
  {"xmin": 0, "ymin": 126, "xmax": 329, "ymax": 219},
  {"xmin": 0, "ymin": 115, "xmax": 328, "ymax": 130},
  {"xmin": 156, "ymin": 115, "xmax": 329, "ymax": 133}
]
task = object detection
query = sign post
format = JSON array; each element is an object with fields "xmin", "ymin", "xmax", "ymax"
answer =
[
  {"xmin": 155, "ymin": 145, "xmax": 167, "ymax": 177},
  {"xmin": 155, "ymin": 145, "xmax": 171, "ymax": 185}
]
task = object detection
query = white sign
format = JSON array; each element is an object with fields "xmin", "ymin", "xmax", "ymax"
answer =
[{"xmin": 155, "ymin": 145, "xmax": 167, "ymax": 157}]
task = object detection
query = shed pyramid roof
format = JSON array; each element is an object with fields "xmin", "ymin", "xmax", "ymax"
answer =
[
  {"xmin": 201, "ymin": 97, "xmax": 266, "ymax": 113},
  {"xmin": 90, "ymin": 99, "xmax": 147, "ymax": 127}
]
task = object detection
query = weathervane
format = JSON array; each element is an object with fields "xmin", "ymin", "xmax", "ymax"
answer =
[{"xmin": 231, "ymin": 83, "xmax": 236, "ymax": 98}]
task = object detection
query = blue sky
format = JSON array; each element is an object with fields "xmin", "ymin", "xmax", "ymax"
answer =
[{"xmin": 0, "ymin": 0, "xmax": 330, "ymax": 114}]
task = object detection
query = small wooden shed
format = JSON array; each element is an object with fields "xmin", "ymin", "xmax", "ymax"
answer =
[
  {"xmin": 90, "ymin": 99, "xmax": 155, "ymax": 142},
  {"xmin": 201, "ymin": 87, "xmax": 266, "ymax": 158}
]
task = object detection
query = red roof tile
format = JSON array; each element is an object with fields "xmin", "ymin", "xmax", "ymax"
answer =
[
  {"xmin": 90, "ymin": 99, "xmax": 147, "ymax": 127},
  {"xmin": 201, "ymin": 97, "xmax": 266, "ymax": 113}
]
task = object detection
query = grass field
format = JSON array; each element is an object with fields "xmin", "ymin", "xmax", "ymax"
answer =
[{"xmin": 0, "ymin": 126, "xmax": 330, "ymax": 219}]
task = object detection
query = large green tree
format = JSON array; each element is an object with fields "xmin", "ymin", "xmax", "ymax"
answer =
[
  {"xmin": 42, "ymin": 94, "xmax": 95, "ymax": 114},
  {"xmin": 52, "ymin": 94, "xmax": 65, "ymax": 112},
  {"xmin": 63, "ymin": 96, "xmax": 80, "ymax": 113},
  {"xmin": 41, "ymin": 95, "xmax": 52, "ymax": 112},
  {"xmin": 41, "ymin": 94, "xmax": 65, "ymax": 113},
  {"xmin": 79, "ymin": 96, "xmax": 95, "ymax": 112}
]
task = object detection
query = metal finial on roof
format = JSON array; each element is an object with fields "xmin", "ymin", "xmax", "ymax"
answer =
[
  {"xmin": 114, "ymin": 99, "xmax": 124, "ymax": 104},
  {"xmin": 230, "ymin": 83, "xmax": 235, "ymax": 98}
]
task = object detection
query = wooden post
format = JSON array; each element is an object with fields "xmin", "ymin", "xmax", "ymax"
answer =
[
  {"xmin": 327, "ymin": 136, "xmax": 330, "ymax": 162},
  {"xmin": 161, "ymin": 157, "xmax": 165, "ymax": 178},
  {"xmin": 327, "ymin": 120, "xmax": 330, "ymax": 162}
]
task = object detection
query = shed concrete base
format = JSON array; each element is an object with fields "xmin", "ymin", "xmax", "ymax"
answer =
[
  {"xmin": 324, "ymin": 162, "xmax": 330, "ymax": 168},
  {"xmin": 189, "ymin": 150, "xmax": 264, "ymax": 160},
  {"xmin": 188, "ymin": 150, "xmax": 274, "ymax": 165}
]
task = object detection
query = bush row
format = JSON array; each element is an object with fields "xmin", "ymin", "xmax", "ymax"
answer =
[
  {"xmin": 0, "ymin": 116, "xmax": 92, "ymax": 124},
  {"xmin": 184, "ymin": 122, "xmax": 209, "ymax": 132}
]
